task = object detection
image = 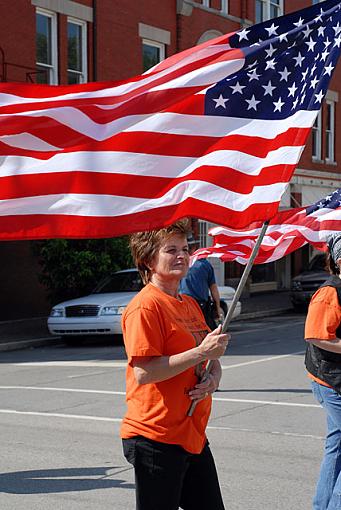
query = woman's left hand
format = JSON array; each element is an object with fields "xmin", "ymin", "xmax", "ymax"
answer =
[{"xmin": 188, "ymin": 372, "xmax": 218, "ymax": 402}]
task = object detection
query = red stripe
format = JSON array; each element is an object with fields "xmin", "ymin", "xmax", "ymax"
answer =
[
  {"xmin": 0, "ymin": 164, "xmax": 296, "ymax": 200},
  {"xmin": 0, "ymin": 126, "xmax": 310, "ymax": 159},
  {"xmin": 0, "ymin": 199, "xmax": 281, "ymax": 240}
]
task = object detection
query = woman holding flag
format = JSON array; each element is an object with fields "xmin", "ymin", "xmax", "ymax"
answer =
[{"xmin": 120, "ymin": 219, "xmax": 229, "ymax": 510}]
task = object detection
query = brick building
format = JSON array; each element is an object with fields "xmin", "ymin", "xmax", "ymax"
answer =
[{"xmin": 0, "ymin": 0, "xmax": 339, "ymax": 317}]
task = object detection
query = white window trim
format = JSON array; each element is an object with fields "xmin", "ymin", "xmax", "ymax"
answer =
[
  {"xmin": 221, "ymin": 0, "xmax": 228, "ymax": 14},
  {"xmin": 142, "ymin": 39, "xmax": 165, "ymax": 62},
  {"xmin": 312, "ymin": 109, "xmax": 322, "ymax": 161},
  {"xmin": 256, "ymin": 0, "xmax": 283, "ymax": 22},
  {"xmin": 325, "ymin": 100, "xmax": 335, "ymax": 164},
  {"xmin": 36, "ymin": 7, "xmax": 58, "ymax": 84},
  {"xmin": 67, "ymin": 16, "xmax": 88, "ymax": 83}
]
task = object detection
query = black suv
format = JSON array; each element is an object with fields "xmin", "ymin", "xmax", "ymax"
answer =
[{"xmin": 290, "ymin": 254, "xmax": 329, "ymax": 312}]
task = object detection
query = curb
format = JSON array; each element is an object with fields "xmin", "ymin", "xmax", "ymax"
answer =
[{"xmin": 0, "ymin": 336, "xmax": 62, "ymax": 352}]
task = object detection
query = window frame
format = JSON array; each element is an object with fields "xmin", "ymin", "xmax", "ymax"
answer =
[
  {"xmin": 67, "ymin": 16, "xmax": 88, "ymax": 84},
  {"xmin": 142, "ymin": 39, "xmax": 165, "ymax": 72},
  {"xmin": 312, "ymin": 109, "xmax": 322, "ymax": 161},
  {"xmin": 36, "ymin": 7, "xmax": 58, "ymax": 84},
  {"xmin": 325, "ymin": 100, "xmax": 335, "ymax": 164},
  {"xmin": 255, "ymin": 0, "xmax": 283, "ymax": 22}
]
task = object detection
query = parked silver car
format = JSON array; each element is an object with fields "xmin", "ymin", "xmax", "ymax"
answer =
[{"xmin": 48, "ymin": 268, "xmax": 241, "ymax": 342}]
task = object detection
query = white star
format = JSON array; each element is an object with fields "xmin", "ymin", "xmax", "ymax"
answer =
[
  {"xmin": 305, "ymin": 38, "xmax": 317, "ymax": 52},
  {"xmin": 315, "ymin": 90, "xmax": 324, "ymax": 104},
  {"xmin": 300, "ymin": 93, "xmax": 306, "ymax": 105},
  {"xmin": 288, "ymin": 82, "xmax": 298, "ymax": 97},
  {"xmin": 247, "ymin": 68, "xmax": 260, "ymax": 81},
  {"xmin": 303, "ymin": 26, "xmax": 313, "ymax": 38},
  {"xmin": 265, "ymin": 23, "xmax": 279, "ymax": 36},
  {"xmin": 246, "ymin": 60, "xmax": 258, "ymax": 70},
  {"xmin": 213, "ymin": 94, "xmax": 229, "ymax": 108},
  {"xmin": 292, "ymin": 97, "xmax": 299, "ymax": 109},
  {"xmin": 310, "ymin": 63, "xmax": 317, "ymax": 76},
  {"xmin": 334, "ymin": 35, "xmax": 341, "ymax": 48},
  {"xmin": 265, "ymin": 58, "xmax": 277, "ymax": 70},
  {"xmin": 293, "ymin": 17, "xmax": 304, "ymax": 28},
  {"xmin": 324, "ymin": 63, "xmax": 335, "ymax": 76},
  {"xmin": 237, "ymin": 28, "xmax": 250, "ymax": 41},
  {"xmin": 230, "ymin": 81, "xmax": 245, "ymax": 94},
  {"xmin": 293, "ymin": 52, "xmax": 305, "ymax": 67},
  {"xmin": 245, "ymin": 94, "xmax": 261, "ymax": 111},
  {"xmin": 321, "ymin": 49, "xmax": 329, "ymax": 61},
  {"xmin": 262, "ymin": 80, "xmax": 276, "ymax": 96},
  {"xmin": 273, "ymin": 97, "xmax": 285, "ymax": 112},
  {"xmin": 324, "ymin": 37, "xmax": 332, "ymax": 48},
  {"xmin": 318, "ymin": 26, "xmax": 326, "ymax": 37},
  {"xmin": 279, "ymin": 67, "xmax": 291, "ymax": 81},
  {"xmin": 265, "ymin": 43, "xmax": 276, "ymax": 58},
  {"xmin": 314, "ymin": 9, "xmax": 324, "ymax": 23},
  {"xmin": 334, "ymin": 22, "xmax": 341, "ymax": 36},
  {"xmin": 301, "ymin": 69, "xmax": 309, "ymax": 81},
  {"xmin": 279, "ymin": 32, "xmax": 289, "ymax": 42},
  {"xmin": 310, "ymin": 76, "xmax": 319, "ymax": 89}
]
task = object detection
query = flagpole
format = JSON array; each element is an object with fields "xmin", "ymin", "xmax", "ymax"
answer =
[{"xmin": 188, "ymin": 219, "xmax": 270, "ymax": 417}]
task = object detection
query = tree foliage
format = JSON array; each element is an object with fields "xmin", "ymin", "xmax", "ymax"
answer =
[{"xmin": 33, "ymin": 238, "xmax": 132, "ymax": 304}]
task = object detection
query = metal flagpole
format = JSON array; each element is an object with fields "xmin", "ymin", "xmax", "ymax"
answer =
[{"xmin": 188, "ymin": 219, "xmax": 270, "ymax": 417}]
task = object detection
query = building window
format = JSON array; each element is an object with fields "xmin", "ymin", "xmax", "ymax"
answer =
[
  {"xmin": 198, "ymin": 221, "xmax": 209, "ymax": 248},
  {"xmin": 142, "ymin": 39, "xmax": 165, "ymax": 72},
  {"xmin": 36, "ymin": 9, "xmax": 58, "ymax": 84},
  {"xmin": 221, "ymin": 0, "xmax": 228, "ymax": 13},
  {"xmin": 325, "ymin": 101, "xmax": 335, "ymax": 163},
  {"xmin": 67, "ymin": 18, "xmax": 87, "ymax": 84},
  {"xmin": 255, "ymin": 0, "xmax": 283, "ymax": 23},
  {"xmin": 312, "ymin": 110, "xmax": 322, "ymax": 161}
]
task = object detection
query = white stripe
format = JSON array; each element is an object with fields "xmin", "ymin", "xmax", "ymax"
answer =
[
  {"xmin": 0, "ymin": 181, "xmax": 287, "ymax": 217},
  {"xmin": 150, "ymin": 59, "xmax": 244, "ymax": 91},
  {"xmin": 0, "ymin": 109, "xmax": 317, "ymax": 142},
  {"xmin": 0, "ymin": 133, "xmax": 61, "ymax": 152},
  {"xmin": 0, "ymin": 409, "xmax": 324, "ymax": 439},
  {"xmin": 221, "ymin": 351, "xmax": 305, "ymax": 369},
  {"xmin": 0, "ymin": 386, "xmax": 319, "ymax": 409},
  {"xmin": 0, "ymin": 145, "xmax": 304, "ymax": 179},
  {"xmin": 14, "ymin": 361, "xmax": 127, "ymax": 367},
  {"xmin": 0, "ymin": 44, "xmax": 234, "ymax": 108}
]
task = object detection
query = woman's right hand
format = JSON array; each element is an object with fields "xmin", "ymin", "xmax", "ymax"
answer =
[{"xmin": 198, "ymin": 324, "xmax": 230, "ymax": 360}]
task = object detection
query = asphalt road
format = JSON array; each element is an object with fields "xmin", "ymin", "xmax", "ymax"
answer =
[{"xmin": 0, "ymin": 313, "xmax": 325, "ymax": 510}]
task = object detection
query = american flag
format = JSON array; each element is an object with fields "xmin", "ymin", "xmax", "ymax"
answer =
[
  {"xmin": 0, "ymin": 1, "xmax": 340, "ymax": 240},
  {"xmin": 192, "ymin": 188, "xmax": 341, "ymax": 265}
]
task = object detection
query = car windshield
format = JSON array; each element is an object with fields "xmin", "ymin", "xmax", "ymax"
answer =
[
  {"xmin": 308, "ymin": 254, "xmax": 326, "ymax": 271},
  {"xmin": 93, "ymin": 271, "xmax": 143, "ymax": 293}
]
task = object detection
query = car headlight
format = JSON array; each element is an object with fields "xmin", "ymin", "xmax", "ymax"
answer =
[
  {"xmin": 100, "ymin": 306, "xmax": 126, "ymax": 315},
  {"xmin": 291, "ymin": 281, "xmax": 302, "ymax": 291},
  {"xmin": 50, "ymin": 307, "xmax": 65, "ymax": 317}
]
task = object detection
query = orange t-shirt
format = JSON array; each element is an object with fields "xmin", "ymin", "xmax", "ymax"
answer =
[
  {"xmin": 120, "ymin": 283, "xmax": 212, "ymax": 454},
  {"xmin": 304, "ymin": 286, "xmax": 341, "ymax": 387}
]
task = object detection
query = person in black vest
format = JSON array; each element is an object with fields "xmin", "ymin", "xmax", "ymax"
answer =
[{"xmin": 305, "ymin": 233, "xmax": 341, "ymax": 510}]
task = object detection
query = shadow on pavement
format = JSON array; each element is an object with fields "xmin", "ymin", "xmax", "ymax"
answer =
[{"xmin": 0, "ymin": 466, "xmax": 135, "ymax": 494}]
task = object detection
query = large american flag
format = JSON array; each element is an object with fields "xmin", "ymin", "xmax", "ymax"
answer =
[
  {"xmin": 0, "ymin": 1, "xmax": 340, "ymax": 240},
  {"xmin": 192, "ymin": 188, "xmax": 341, "ymax": 265}
]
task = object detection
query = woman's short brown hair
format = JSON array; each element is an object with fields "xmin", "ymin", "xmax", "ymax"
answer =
[{"xmin": 129, "ymin": 219, "xmax": 191, "ymax": 284}]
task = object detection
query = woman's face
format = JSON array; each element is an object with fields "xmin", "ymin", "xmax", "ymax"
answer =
[{"xmin": 149, "ymin": 234, "xmax": 190, "ymax": 282}]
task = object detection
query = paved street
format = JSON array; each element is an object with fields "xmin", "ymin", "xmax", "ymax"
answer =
[{"xmin": 0, "ymin": 313, "xmax": 325, "ymax": 510}]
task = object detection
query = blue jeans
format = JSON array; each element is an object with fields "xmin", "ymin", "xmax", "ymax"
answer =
[{"xmin": 311, "ymin": 381, "xmax": 341, "ymax": 509}]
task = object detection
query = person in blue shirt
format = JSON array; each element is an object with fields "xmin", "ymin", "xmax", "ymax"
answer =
[{"xmin": 180, "ymin": 236, "xmax": 223, "ymax": 330}]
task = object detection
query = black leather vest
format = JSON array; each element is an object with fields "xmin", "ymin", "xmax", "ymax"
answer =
[{"xmin": 305, "ymin": 275, "xmax": 341, "ymax": 393}]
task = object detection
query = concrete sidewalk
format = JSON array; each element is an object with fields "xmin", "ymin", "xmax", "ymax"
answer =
[{"xmin": 0, "ymin": 290, "xmax": 294, "ymax": 352}]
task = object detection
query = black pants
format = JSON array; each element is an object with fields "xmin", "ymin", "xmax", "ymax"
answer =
[
  {"xmin": 122, "ymin": 436, "xmax": 225, "ymax": 510},
  {"xmin": 197, "ymin": 299, "xmax": 217, "ymax": 330}
]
